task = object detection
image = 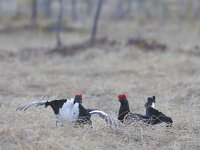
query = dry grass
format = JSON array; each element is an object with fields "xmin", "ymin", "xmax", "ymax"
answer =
[{"xmin": 0, "ymin": 20, "xmax": 200, "ymax": 150}]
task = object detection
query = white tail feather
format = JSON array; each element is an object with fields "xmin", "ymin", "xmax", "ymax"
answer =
[
  {"xmin": 16, "ymin": 101, "xmax": 47, "ymax": 111},
  {"xmin": 89, "ymin": 110, "xmax": 123, "ymax": 127}
]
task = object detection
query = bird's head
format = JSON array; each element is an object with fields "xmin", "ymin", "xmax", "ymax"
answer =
[
  {"xmin": 118, "ymin": 93, "xmax": 128, "ymax": 102},
  {"xmin": 74, "ymin": 93, "xmax": 83, "ymax": 104},
  {"xmin": 145, "ymin": 96, "xmax": 156, "ymax": 109}
]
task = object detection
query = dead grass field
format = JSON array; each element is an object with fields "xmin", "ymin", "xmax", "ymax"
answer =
[{"xmin": 0, "ymin": 20, "xmax": 200, "ymax": 150}]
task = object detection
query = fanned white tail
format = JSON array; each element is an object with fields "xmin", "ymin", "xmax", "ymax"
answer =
[
  {"xmin": 16, "ymin": 101, "xmax": 48, "ymax": 111},
  {"xmin": 89, "ymin": 110, "xmax": 123, "ymax": 127}
]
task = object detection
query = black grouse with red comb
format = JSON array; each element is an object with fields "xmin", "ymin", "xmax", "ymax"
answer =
[
  {"xmin": 17, "ymin": 93, "xmax": 121, "ymax": 127},
  {"xmin": 118, "ymin": 93, "xmax": 148, "ymax": 123}
]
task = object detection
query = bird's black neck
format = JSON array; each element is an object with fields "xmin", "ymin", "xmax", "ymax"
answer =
[
  {"xmin": 78, "ymin": 104, "xmax": 90, "ymax": 117},
  {"xmin": 118, "ymin": 100, "xmax": 130, "ymax": 122},
  {"xmin": 74, "ymin": 96, "xmax": 82, "ymax": 104},
  {"xmin": 77, "ymin": 104, "xmax": 91, "ymax": 124},
  {"xmin": 145, "ymin": 107, "xmax": 154, "ymax": 118}
]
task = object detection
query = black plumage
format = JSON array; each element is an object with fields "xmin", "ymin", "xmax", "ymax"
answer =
[
  {"xmin": 118, "ymin": 93, "xmax": 148, "ymax": 123},
  {"xmin": 145, "ymin": 96, "xmax": 173, "ymax": 126},
  {"xmin": 118, "ymin": 94, "xmax": 173, "ymax": 127}
]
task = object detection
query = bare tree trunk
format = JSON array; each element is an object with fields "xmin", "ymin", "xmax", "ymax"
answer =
[
  {"xmin": 115, "ymin": 0, "xmax": 124, "ymax": 19},
  {"xmin": 90, "ymin": 0, "xmax": 104, "ymax": 46},
  {"xmin": 126, "ymin": 0, "xmax": 133, "ymax": 15},
  {"xmin": 85, "ymin": 0, "xmax": 93, "ymax": 17},
  {"xmin": 56, "ymin": 0, "xmax": 64, "ymax": 48},
  {"xmin": 135, "ymin": 0, "xmax": 145, "ymax": 18},
  {"xmin": 31, "ymin": 0, "xmax": 38, "ymax": 27},
  {"xmin": 43, "ymin": 0, "xmax": 53, "ymax": 18},
  {"xmin": 70, "ymin": 0, "xmax": 77, "ymax": 21},
  {"xmin": 160, "ymin": 1, "xmax": 169, "ymax": 23},
  {"xmin": 196, "ymin": 0, "xmax": 200, "ymax": 20}
]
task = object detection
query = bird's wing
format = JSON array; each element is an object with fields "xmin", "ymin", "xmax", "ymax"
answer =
[
  {"xmin": 87, "ymin": 108, "xmax": 98, "ymax": 113},
  {"xmin": 146, "ymin": 107, "xmax": 173, "ymax": 125},
  {"xmin": 124, "ymin": 113, "xmax": 149, "ymax": 123},
  {"xmin": 16, "ymin": 100, "xmax": 48, "ymax": 111},
  {"xmin": 146, "ymin": 107, "xmax": 165, "ymax": 117},
  {"xmin": 151, "ymin": 113, "xmax": 173, "ymax": 124},
  {"xmin": 89, "ymin": 110, "xmax": 123, "ymax": 127}
]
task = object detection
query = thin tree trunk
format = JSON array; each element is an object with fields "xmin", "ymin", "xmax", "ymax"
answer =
[
  {"xmin": 90, "ymin": 0, "xmax": 104, "ymax": 46},
  {"xmin": 71, "ymin": 0, "xmax": 77, "ymax": 21},
  {"xmin": 115, "ymin": 0, "xmax": 123, "ymax": 19},
  {"xmin": 85, "ymin": 0, "xmax": 93, "ymax": 17},
  {"xmin": 56, "ymin": 0, "xmax": 64, "ymax": 48},
  {"xmin": 31, "ymin": 0, "xmax": 38, "ymax": 27},
  {"xmin": 43, "ymin": 0, "xmax": 53, "ymax": 18},
  {"xmin": 126, "ymin": 0, "xmax": 133, "ymax": 15}
]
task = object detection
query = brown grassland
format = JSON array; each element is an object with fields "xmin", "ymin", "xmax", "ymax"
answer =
[{"xmin": 0, "ymin": 20, "xmax": 200, "ymax": 150}]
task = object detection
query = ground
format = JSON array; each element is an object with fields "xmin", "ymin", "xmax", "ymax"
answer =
[{"xmin": 0, "ymin": 20, "xmax": 200, "ymax": 150}]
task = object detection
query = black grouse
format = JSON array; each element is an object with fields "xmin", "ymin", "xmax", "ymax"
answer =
[
  {"xmin": 145, "ymin": 96, "xmax": 173, "ymax": 126},
  {"xmin": 118, "ymin": 93, "xmax": 148, "ymax": 123},
  {"xmin": 118, "ymin": 94, "xmax": 173, "ymax": 127},
  {"xmin": 17, "ymin": 94, "xmax": 120, "ymax": 127}
]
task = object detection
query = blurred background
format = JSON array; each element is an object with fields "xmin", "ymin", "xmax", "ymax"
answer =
[
  {"xmin": 0, "ymin": 0, "xmax": 200, "ymax": 52},
  {"xmin": 1, "ymin": 0, "xmax": 200, "ymax": 99}
]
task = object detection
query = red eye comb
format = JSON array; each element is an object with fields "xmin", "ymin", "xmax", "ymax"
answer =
[
  {"xmin": 118, "ymin": 93, "xmax": 127, "ymax": 100},
  {"xmin": 75, "ymin": 93, "xmax": 83, "ymax": 98}
]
